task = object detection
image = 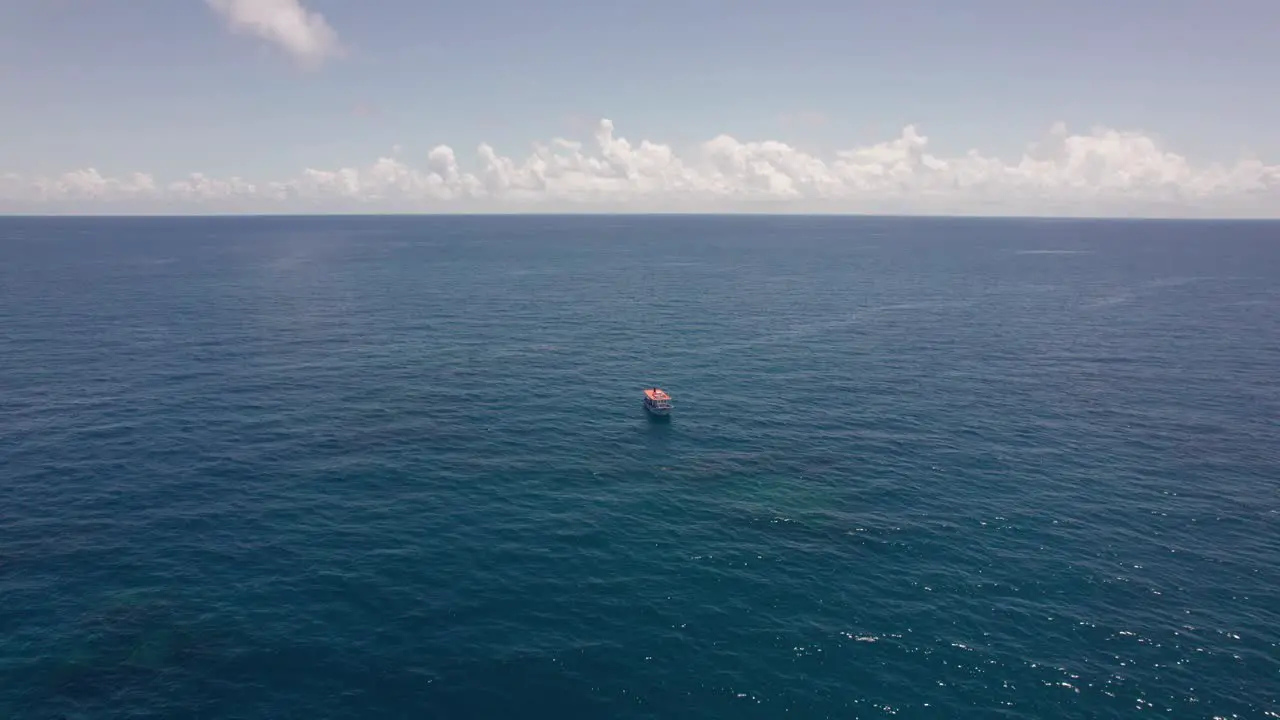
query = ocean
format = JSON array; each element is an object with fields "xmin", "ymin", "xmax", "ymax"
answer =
[{"xmin": 1, "ymin": 215, "xmax": 1277, "ymax": 719}]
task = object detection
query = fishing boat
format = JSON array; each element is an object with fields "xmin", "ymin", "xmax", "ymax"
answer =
[{"xmin": 643, "ymin": 387, "xmax": 673, "ymax": 416}]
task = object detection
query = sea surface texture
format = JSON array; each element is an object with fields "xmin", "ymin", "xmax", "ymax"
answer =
[{"xmin": 2, "ymin": 215, "xmax": 1277, "ymax": 719}]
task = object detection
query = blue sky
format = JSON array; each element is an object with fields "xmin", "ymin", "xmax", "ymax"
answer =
[{"xmin": 2, "ymin": 0, "xmax": 1278, "ymax": 215}]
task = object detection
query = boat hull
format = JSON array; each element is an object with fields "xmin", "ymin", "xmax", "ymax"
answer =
[{"xmin": 643, "ymin": 399, "xmax": 672, "ymax": 416}]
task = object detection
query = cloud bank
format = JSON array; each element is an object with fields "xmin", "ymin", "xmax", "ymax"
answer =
[
  {"xmin": 4, "ymin": 120, "xmax": 1278, "ymax": 217},
  {"xmin": 206, "ymin": 0, "xmax": 341, "ymax": 67}
]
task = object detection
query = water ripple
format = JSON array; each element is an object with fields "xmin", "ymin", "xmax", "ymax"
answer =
[{"xmin": 2, "ymin": 215, "xmax": 1278, "ymax": 719}]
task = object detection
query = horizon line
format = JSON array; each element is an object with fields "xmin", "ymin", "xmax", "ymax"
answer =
[{"xmin": 2, "ymin": 211, "xmax": 1279, "ymax": 222}]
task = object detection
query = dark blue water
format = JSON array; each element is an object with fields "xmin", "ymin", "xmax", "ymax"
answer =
[{"xmin": 2, "ymin": 215, "xmax": 1277, "ymax": 719}]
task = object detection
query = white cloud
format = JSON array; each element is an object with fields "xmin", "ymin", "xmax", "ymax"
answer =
[
  {"xmin": 207, "ymin": 0, "xmax": 341, "ymax": 67},
  {"xmin": 26, "ymin": 169, "xmax": 159, "ymax": 201},
  {"xmin": 3, "ymin": 119, "xmax": 1279, "ymax": 217}
]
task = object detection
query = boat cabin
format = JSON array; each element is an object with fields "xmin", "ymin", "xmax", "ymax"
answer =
[{"xmin": 643, "ymin": 387, "xmax": 673, "ymax": 413}]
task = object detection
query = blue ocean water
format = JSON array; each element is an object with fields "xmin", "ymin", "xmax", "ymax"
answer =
[{"xmin": 1, "ymin": 215, "xmax": 1277, "ymax": 719}]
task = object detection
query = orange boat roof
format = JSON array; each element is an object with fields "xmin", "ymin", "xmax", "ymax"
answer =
[{"xmin": 644, "ymin": 388, "xmax": 671, "ymax": 400}]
